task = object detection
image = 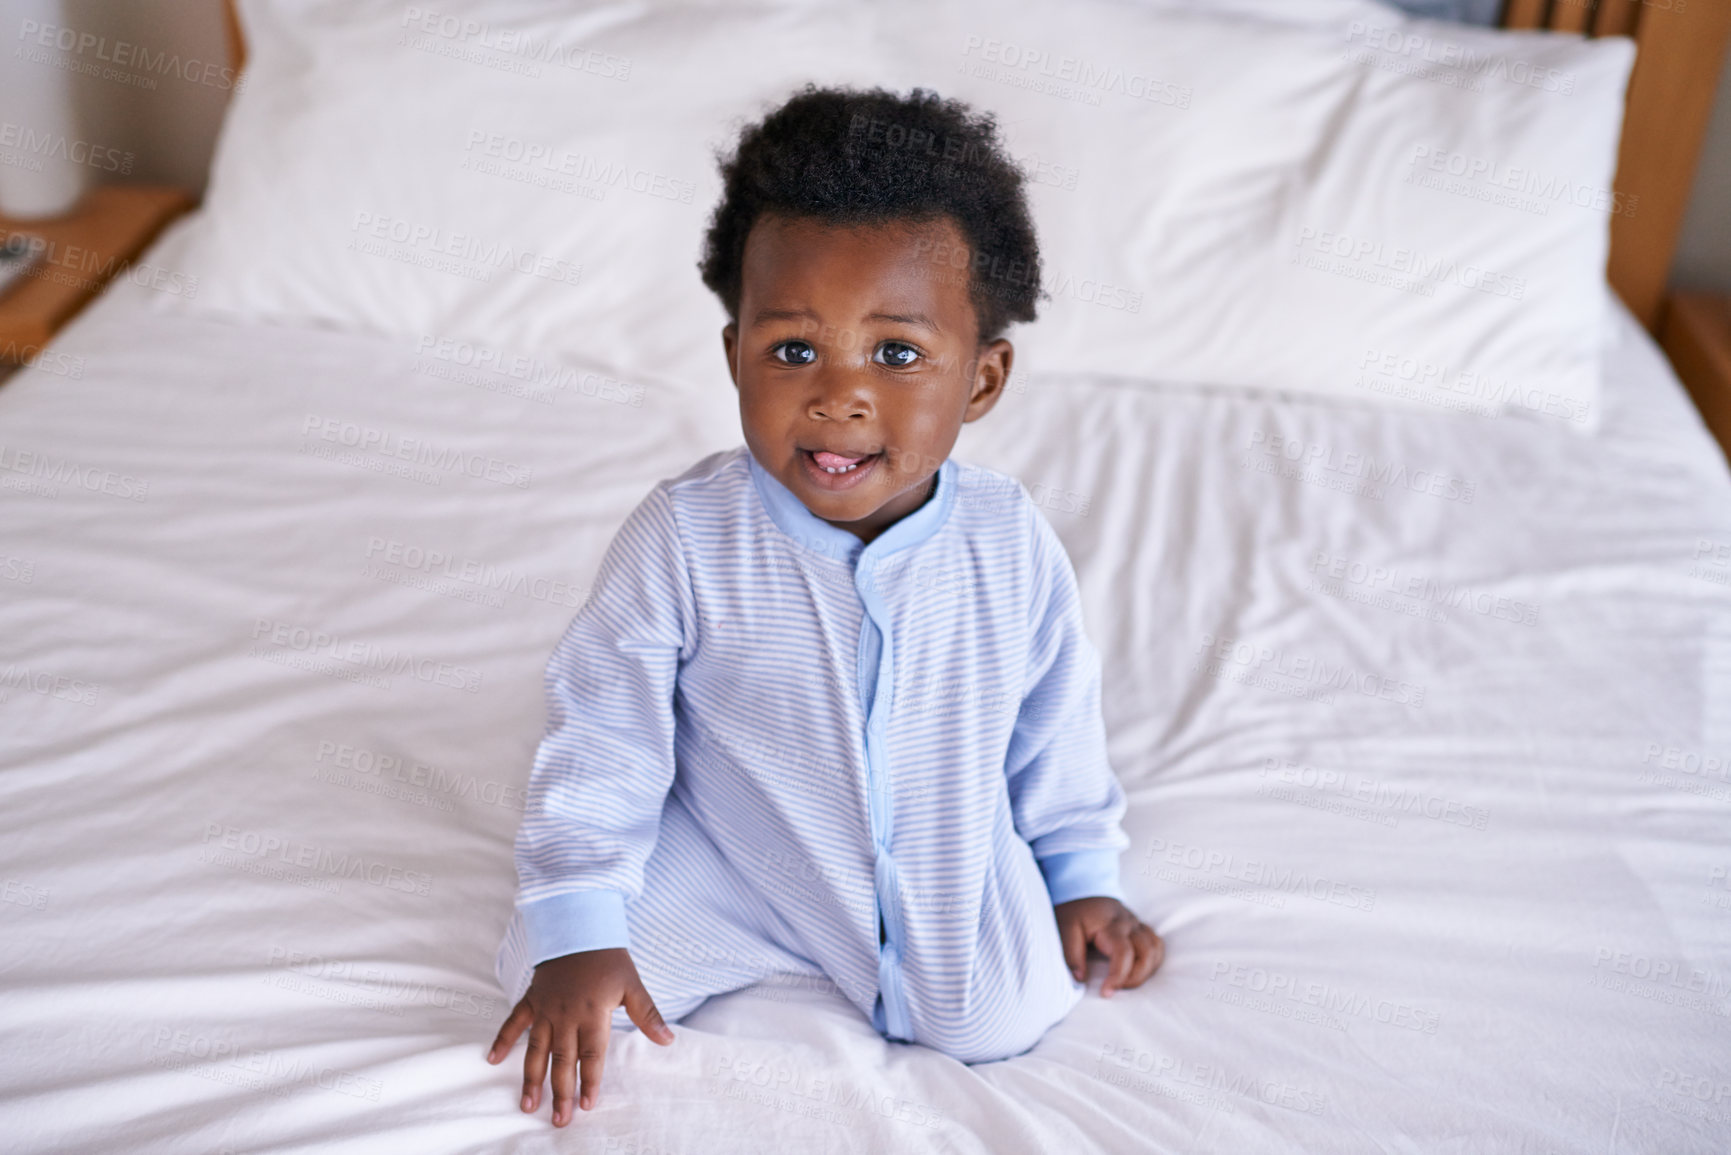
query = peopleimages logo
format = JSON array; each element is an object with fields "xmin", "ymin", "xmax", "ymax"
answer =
[
  {"xmin": 348, "ymin": 211, "xmax": 583, "ymax": 287},
  {"xmin": 1343, "ymin": 21, "xmax": 1576, "ymax": 95},
  {"xmin": 958, "ymin": 36, "xmax": 1193, "ymax": 109},
  {"xmin": 1404, "ymin": 144, "xmax": 1635, "ymax": 218},
  {"xmin": 201, "ymin": 823, "xmax": 434, "ymax": 897},
  {"xmin": 15, "ymin": 19, "xmax": 245, "ymax": 91},
  {"xmin": 0, "ymin": 122, "xmax": 133, "ymax": 173},
  {"xmin": 1142, "ymin": 835, "xmax": 1379, "ymax": 913},
  {"xmin": 413, "ymin": 336, "xmax": 645, "ymax": 407},
  {"xmin": 250, "ymin": 617, "xmax": 483, "ymax": 694},
  {"xmin": 399, "ymin": 6, "xmax": 632, "ymax": 80},
  {"xmin": 0, "ymin": 441, "xmax": 149, "ymax": 502},
  {"xmin": 460, "ymin": 131, "xmax": 693, "ymax": 203},
  {"xmin": 1257, "ymin": 756, "xmax": 1490, "ymax": 831},
  {"xmin": 313, "ymin": 740, "xmax": 526, "ymax": 812},
  {"xmin": 1246, "ymin": 430, "xmax": 1476, "ymax": 504},
  {"xmin": 1292, "ymin": 227, "xmax": 1526, "ymax": 300},
  {"xmin": 363, "ymin": 536, "xmax": 586, "ymax": 608},
  {"xmin": 1092, "ymin": 1044, "xmax": 1328, "ymax": 1116},
  {"xmin": 1355, "ymin": 346, "xmax": 1592, "ymax": 426},
  {"xmin": 1207, "ymin": 961, "xmax": 1441, "ymax": 1036},
  {"xmin": 1308, "ymin": 551, "xmax": 1538, "ymax": 627},
  {"xmin": 300, "ymin": 415, "xmax": 533, "ymax": 489},
  {"xmin": 265, "ymin": 945, "xmax": 497, "ymax": 1017},
  {"xmin": 0, "ymin": 663, "xmax": 102, "ymax": 707},
  {"xmin": 1193, "ymin": 631, "xmax": 1426, "ymax": 709}
]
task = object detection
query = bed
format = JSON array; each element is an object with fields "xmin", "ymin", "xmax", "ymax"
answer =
[{"xmin": 3, "ymin": 0, "xmax": 1730, "ymax": 1152}]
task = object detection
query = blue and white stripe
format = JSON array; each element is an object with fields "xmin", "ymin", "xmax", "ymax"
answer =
[{"xmin": 497, "ymin": 445, "xmax": 1129, "ymax": 1062}]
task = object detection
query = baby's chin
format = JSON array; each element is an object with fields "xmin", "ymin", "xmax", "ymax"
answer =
[{"xmin": 796, "ymin": 486, "xmax": 892, "ymax": 528}]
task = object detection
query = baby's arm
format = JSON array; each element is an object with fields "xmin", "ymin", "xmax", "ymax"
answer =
[
  {"xmin": 1007, "ymin": 508, "xmax": 1164, "ymax": 994},
  {"xmin": 489, "ymin": 486, "xmax": 695, "ymax": 1125}
]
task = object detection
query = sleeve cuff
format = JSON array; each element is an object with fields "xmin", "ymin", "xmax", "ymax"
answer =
[
  {"xmin": 519, "ymin": 889, "xmax": 631, "ymax": 966},
  {"xmin": 1038, "ymin": 849, "xmax": 1124, "ymax": 905}
]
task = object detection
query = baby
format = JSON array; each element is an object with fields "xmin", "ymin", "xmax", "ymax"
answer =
[{"xmin": 487, "ymin": 85, "xmax": 1163, "ymax": 1127}]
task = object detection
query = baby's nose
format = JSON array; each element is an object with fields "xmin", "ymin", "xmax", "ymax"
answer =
[{"xmin": 807, "ymin": 376, "xmax": 873, "ymax": 421}]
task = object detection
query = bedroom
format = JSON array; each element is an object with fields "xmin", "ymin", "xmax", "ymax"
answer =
[{"xmin": 2, "ymin": 0, "xmax": 1729, "ymax": 1151}]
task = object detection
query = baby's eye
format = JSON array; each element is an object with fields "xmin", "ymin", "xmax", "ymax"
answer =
[
  {"xmin": 772, "ymin": 341, "xmax": 816, "ymax": 365},
  {"xmin": 875, "ymin": 341, "xmax": 921, "ymax": 368}
]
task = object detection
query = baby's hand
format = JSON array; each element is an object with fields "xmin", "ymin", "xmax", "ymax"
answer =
[
  {"xmin": 1054, "ymin": 897, "xmax": 1164, "ymax": 998},
  {"xmin": 486, "ymin": 947, "xmax": 675, "ymax": 1126}
]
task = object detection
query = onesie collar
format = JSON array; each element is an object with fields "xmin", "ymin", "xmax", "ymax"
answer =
[{"xmin": 746, "ymin": 447, "xmax": 956, "ymax": 564}]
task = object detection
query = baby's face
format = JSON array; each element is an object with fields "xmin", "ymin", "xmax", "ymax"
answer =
[{"xmin": 723, "ymin": 214, "xmax": 1012, "ymax": 545}]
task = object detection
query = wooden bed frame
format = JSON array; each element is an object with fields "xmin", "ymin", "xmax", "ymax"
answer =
[
  {"xmin": 1503, "ymin": 0, "xmax": 1731, "ymax": 333},
  {"xmin": 219, "ymin": 0, "xmax": 1729, "ymax": 335}
]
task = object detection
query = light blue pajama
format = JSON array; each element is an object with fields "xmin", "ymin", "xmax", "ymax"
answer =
[{"xmin": 496, "ymin": 445, "xmax": 1129, "ymax": 1062}]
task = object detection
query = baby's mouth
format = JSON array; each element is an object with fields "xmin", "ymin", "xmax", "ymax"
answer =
[
  {"xmin": 799, "ymin": 447, "xmax": 883, "ymax": 490},
  {"xmin": 809, "ymin": 449, "xmax": 873, "ymax": 474}
]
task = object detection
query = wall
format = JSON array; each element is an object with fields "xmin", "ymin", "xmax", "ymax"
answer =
[
  {"xmin": 9, "ymin": 0, "xmax": 233, "ymax": 195},
  {"xmin": 1671, "ymin": 45, "xmax": 1731, "ymax": 295}
]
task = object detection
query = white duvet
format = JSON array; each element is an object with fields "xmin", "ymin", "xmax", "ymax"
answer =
[{"xmin": 2, "ymin": 231, "xmax": 1730, "ymax": 1152}]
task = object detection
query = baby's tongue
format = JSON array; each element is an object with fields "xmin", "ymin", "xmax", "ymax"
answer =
[{"xmin": 813, "ymin": 450, "xmax": 863, "ymax": 469}]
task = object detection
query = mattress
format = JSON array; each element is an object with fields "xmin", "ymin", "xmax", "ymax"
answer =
[{"xmin": 2, "ymin": 219, "xmax": 1730, "ymax": 1154}]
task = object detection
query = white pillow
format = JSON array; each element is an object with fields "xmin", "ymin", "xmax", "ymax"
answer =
[
  {"xmin": 902, "ymin": 0, "xmax": 1635, "ymax": 429},
  {"xmin": 168, "ymin": 0, "xmax": 1634, "ymax": 428},
  {"xmin": 1124, "ymin": 0, "xmax": 1394, "ymax": 26},
  {"xmin": 1126, "ymin": 0, "xmax": 1502, "ymax": 28},
  {"xmin": 171, "ymin": 0, "xmax": 885, "ymax": 393}
]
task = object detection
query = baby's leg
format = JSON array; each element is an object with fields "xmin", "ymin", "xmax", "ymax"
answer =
[
  {"xmin": 606, "ymin": 792, "xmax": 828, "ymax": 1031},
  {"xmin": 495, "ymin": 791, "xmax": 825, "ymax": 1028},
  {"xmin": 895, "ymin": 838, "xmax": 1083, "ymax": 1064}
]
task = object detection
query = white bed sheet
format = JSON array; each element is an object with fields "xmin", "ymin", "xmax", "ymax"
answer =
[{"xmin": 2, "ymin": 219, "xmax": 1730, "ymax": 1153}]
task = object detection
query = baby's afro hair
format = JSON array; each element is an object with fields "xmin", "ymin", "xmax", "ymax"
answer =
[{"xmin": 698, "ymin": 85, "xmax": 1042, "ymax": 344}]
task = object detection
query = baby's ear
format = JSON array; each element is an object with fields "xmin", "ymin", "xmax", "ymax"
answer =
[
  {"xmin": 721, "ymin": 324, "xmax": 740, "ymax": 388},
  {"xmin": 963, "ymin": 338, "xmax": 1014, "ymax": 422}
]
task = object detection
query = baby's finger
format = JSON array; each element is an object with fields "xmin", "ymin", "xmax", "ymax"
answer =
[
  {"xmin": 623, "ymin": 980, "xmax": 676, "ymax": 1045},
  {"xmin": 1059, "ymin": 911, "xmax": 1089, "ymax": 982},
  {"xmin": 521, "ymin": 1015, "xmax": 552, "ymax": 1115},
  {"xmin": 487, "ymin": 996, "xmax": 534, "ymax": 1064},
  {"xmin": 577, "ymin": 1013, "xmax": 611, "ymax": 1114},
  {"xmin": 550, "ymin": 1023, "xmax": 580, "ymax": 1127},
  {"xmin": 1130, "ymin": 925, "xmax": 1165, "ymax": 987},
  {"xmin": 1098, "ymin": 919, "xmax": 1136, "ymax": 997}
]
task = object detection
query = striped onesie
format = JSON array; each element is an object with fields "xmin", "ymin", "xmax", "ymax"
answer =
[{"xmin": 496, "ymin": 445, "xmax": 1129, "ymax": 1063}]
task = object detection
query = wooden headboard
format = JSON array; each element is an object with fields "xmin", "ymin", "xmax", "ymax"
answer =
[
  {"xmin": 218, "ymin": 0, "xmax": 1729, "ymax": 333},
  {"xmin": 1504, "ymin": 0, "xmax": 1731, "ymax": 331}
]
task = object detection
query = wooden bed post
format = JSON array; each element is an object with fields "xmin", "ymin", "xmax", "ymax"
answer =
[
  {"xmin": 1501, "ymin": 0, "xmax": 1731, "ymax": 332},
  {"xmin": 1604, "ymin": 2, "xmax": 1731, "ymax": 331},
  {"xmin": 223, "ymin": 0, "xmax": 245, "ymax": 77}
]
